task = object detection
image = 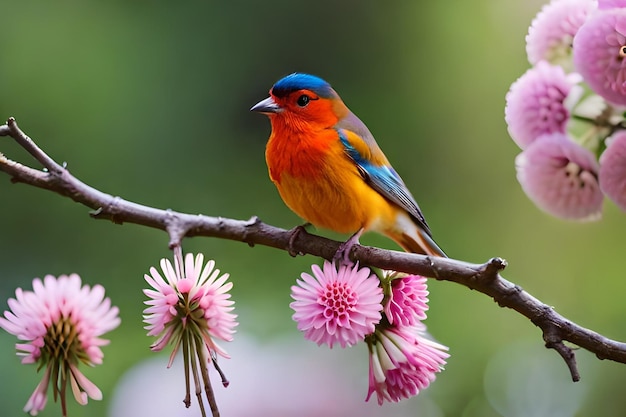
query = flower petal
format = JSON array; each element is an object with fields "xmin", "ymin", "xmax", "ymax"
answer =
[
  {"xmin": 515, "ymin": 133, "xmax": 603, "ymax": 220},
  {"xmin": 600, "ymin": 131, "xmax": 626, "ymax": 210}
]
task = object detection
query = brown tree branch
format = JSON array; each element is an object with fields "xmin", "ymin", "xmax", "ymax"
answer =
[{"xmin": 2, "ymin": 117, "xmax": 625, "ymax": 382}]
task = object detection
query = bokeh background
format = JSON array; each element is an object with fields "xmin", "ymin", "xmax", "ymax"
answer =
[{"xmin": 1, "ymin": 1, "xmax": 625, "ymax": 416}]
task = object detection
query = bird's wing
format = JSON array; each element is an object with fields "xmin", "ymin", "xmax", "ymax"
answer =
[
  {"xmin": 335, "ymin": 119, "xmax": 433, "ymax": 238},
  {"xmin": 335, "ymin": 111, "xmax": 388, "ymax": 163}
]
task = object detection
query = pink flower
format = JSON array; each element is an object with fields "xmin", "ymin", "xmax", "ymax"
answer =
[
  {"xmin": 366, "ymin": 324, "xmax": 449, "ymax": 405},
  {"xmin": 143, "ymin": 252, "xmax": 237, "ymax": 359},
  {"xmin": 600, "ymin": 131, "xmax": 626, "ymax": 210},
  {"xmin": 526, "ymin": 0, "xmax": 596, "ymax": 69},
  {"xmin": 599, "ymin": 0, "xmax": 626, "ymax": 10},
  {"xmin": 515, "ymin": 132, "xmax": 603, "ymax": 220},
  {"xmin": 505, "ymin": 61, "xmax": 582, "ymax": 149},
  {"xmin": 290, "ymin": 261, "xmax": 384, "ymax": 348},
  {"xmin": 383, "ymin": 272, "xmax": 428, "ymax": 327},
  {"xmin": 0, "ymin": 274, "xmax": 120, "ymax": 416},
  {"xmin": 573, "ymin": 6, "xmax": 626, "ymax": 106},
  {"xmin": 143, "ymin": 252, "xmax": 237, "ymax": 416}
]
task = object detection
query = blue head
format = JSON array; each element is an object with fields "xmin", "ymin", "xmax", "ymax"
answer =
[{"xmin": 270, "ymin": 73, "xmax": 335, "ymax": 99}]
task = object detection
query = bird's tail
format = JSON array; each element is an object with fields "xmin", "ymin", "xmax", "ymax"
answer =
[{"xmin": 391, "ymin": 227, "xmax": 447, "ymax": 257}]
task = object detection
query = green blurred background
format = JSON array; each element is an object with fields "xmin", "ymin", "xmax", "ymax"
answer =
[{"xmin": 1, "ymin": 1, "xmax": 625, "ymax": 416}]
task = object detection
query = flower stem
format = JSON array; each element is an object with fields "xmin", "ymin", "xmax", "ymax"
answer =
[
  {"xmin": 182, "ymin": 332, "xmax": 191, "ymax": 409},
  {"xmin": 60, "ymin": 362, "xmax": 68, "ymax": 417},
  {"xmin": 188, "ymin": 334, "xmax": 207, "ymax": 417},
  {"xmin": 195, "ymin": 335, "xmax": 220, "ymax": 417}
]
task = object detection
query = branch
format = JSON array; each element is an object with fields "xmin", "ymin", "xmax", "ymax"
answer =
[{"xmin": 2, "ymin": 117, "xmax": 626, "ymax": 382}]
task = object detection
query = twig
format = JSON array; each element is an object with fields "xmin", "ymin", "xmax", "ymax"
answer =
[{"xmin": 2, "ymin": 117, "xmax": 626, "ymax": 382}]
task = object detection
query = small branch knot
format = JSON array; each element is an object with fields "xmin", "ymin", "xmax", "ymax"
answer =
[
  {"xmin": 481, "ymin": 257, "xmax": 507, "ymax": 279},
  {"xmin": 90, "ymin": 207, "xmax": 104, "ymax": 218},
  {"xmin": 242, "ymin": 216, "xmax": 260, "ymax": 247},
  {"xmin": 107, "ymin": 196, "xmax": 124, "ymax": 224},
  {"xmin": 427, "ymin": 256, "xmax": 441, "ymax": 280},
  {"xmin": 246, "ymin": 215, "xmax": 260, "ymax": 226}
]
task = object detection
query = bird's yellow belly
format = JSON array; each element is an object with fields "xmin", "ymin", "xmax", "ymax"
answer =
[{"xmin": 274, "ymin": 169, "xmax": 397, "ymax": 234}]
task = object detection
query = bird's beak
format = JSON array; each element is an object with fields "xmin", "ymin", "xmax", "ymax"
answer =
[{"xmin": 250, "ymin": 96, "xmax": 282, "ymax": 114}]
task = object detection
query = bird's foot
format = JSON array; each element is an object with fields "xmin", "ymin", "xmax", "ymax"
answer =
[
  {"xmin": 333, "ymin": 228, "xmax": 364, "ymax": 266},
  {"xmin": 287, "ymin": 223, "xmax": 311, "ymax": 257}
]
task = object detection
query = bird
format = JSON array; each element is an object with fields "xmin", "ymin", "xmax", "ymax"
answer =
[{"xmin": 250, "ymin": 73, "xmax": 445, "ymax": 259}]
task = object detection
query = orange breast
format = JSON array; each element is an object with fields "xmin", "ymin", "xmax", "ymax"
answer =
[{"xmin": 265, "ymin": 128, "xmax": 397, "ymax": 234}]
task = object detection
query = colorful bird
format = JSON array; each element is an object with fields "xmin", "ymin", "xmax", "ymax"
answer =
[{"xmin": 251, "ymin": 73, "xmax": 445, "ymax": 258}]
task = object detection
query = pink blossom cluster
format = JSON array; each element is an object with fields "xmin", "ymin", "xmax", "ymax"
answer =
[
  {"xmin": 290, "ymin": 262, "xmax": 448, "ymax": 405},
  {"xmin": 505, "ymin": 0, "xmax": 626, "ymax": 219}
]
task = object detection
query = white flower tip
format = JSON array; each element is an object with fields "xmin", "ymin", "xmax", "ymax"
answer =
[
  {"xmin": 89, "ymin": 388, "xmax": 103, "ymax": 401},
  {"xmin": 563, "ymin": 84, "xmax": 585, "ymax": 111},
  {"xmin": 572, "ymin": 94, "xmax": 608, "ymax": 119}
]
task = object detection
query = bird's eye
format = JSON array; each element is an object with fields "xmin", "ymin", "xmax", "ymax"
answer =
[{"xmin": 296, "ymin": 95, "xmax": 310, "ymax": 107}]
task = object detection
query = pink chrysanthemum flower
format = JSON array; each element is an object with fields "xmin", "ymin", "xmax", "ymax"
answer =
[
  {"xmin": 290, "ymin": 261, "xmax": 384, "ymax": 348},
  {"xmin": 600, "ymin": 131, "xmax": 626, "ymax": 210},
  {"xmin": 515, "ymin": 132, "xmax": 603, "ymax": 220},
  {"xmin": 366, "ymin": 323, "xmax": 449, "ymax": 405},
  {"xmin": 143, "ymin": 252, "xmax": 237, "ymax": 417},
  {"xmin": 599, "ymin": 0, "xmax": 626, "ymax": 11},
  {"xmin": 526, "ymin": 0, "xmax": 596, "ymax": 69},
  {"xmin": 382, "ymin": 272, "xmax": 428, "ymax": 327},
  {"xmin": 573, "ymin": 5, "xmax": 626, "ymax": 106},
  {"xmin": 0, "ymin": 274, "xmax": 120, "ymax": 416},
  {"xmin": 505, "ymin": 61, "xmax": 582, "ymax": 149}
]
